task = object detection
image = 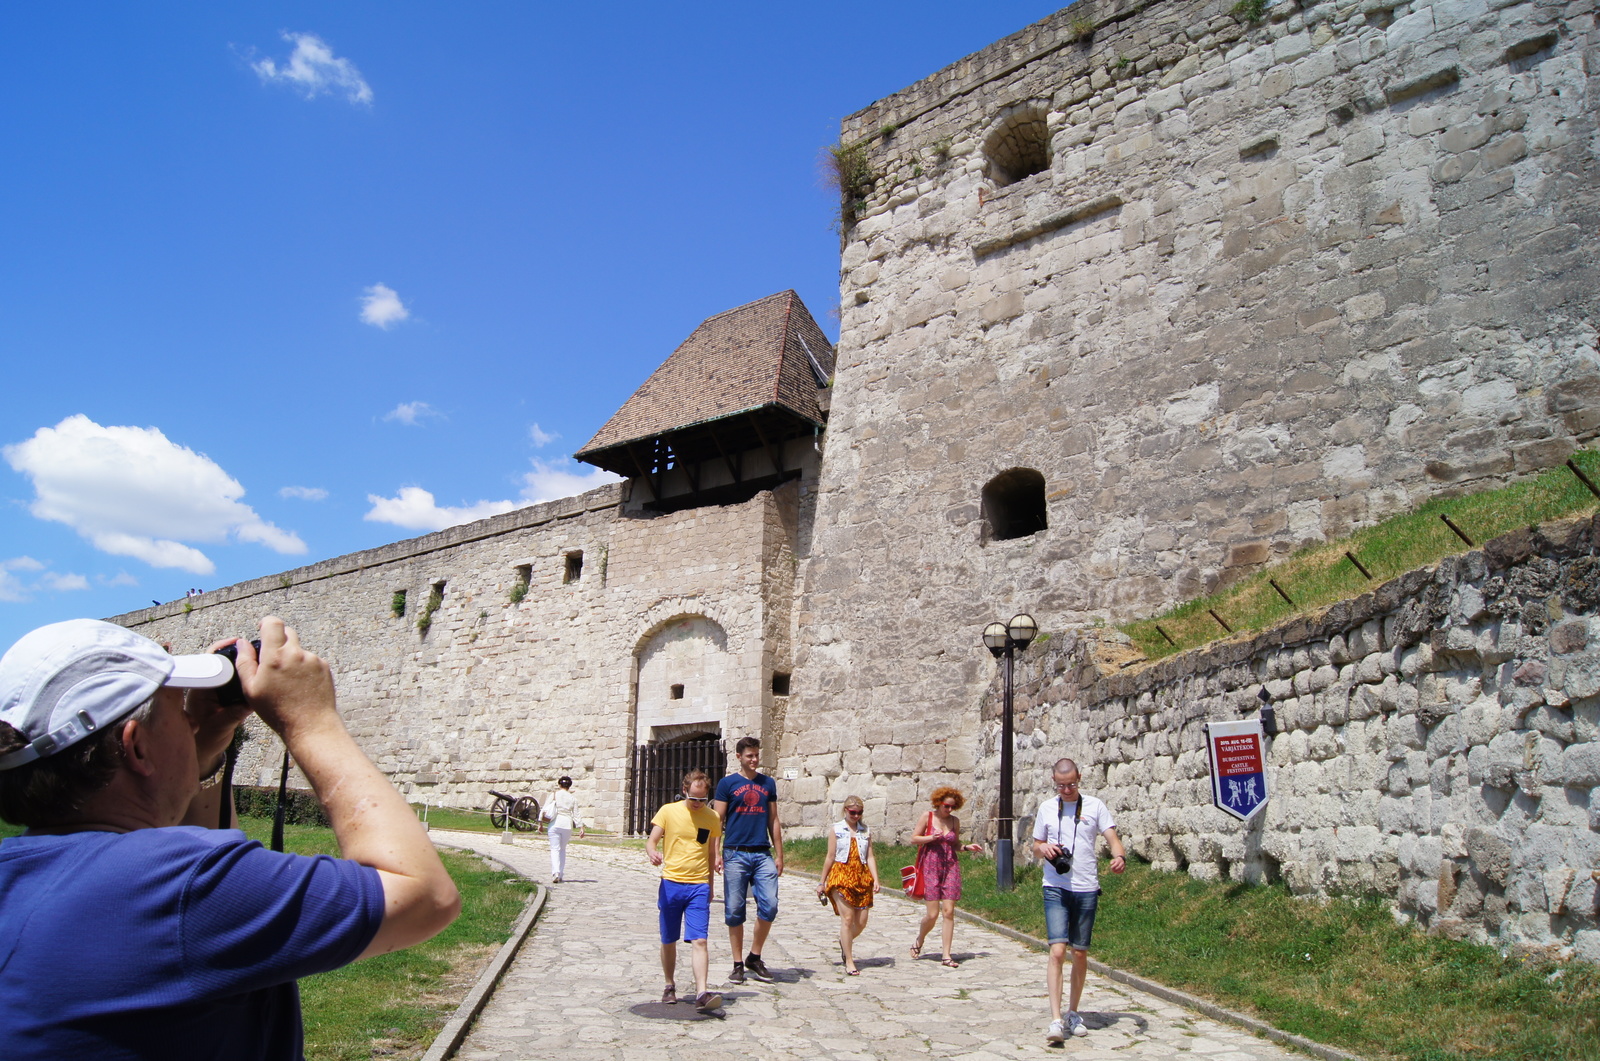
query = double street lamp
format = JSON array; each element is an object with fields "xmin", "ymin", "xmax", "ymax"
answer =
[{"xmin": 983, "ymin": 612, "xmax": 1038, "ymax": 892}]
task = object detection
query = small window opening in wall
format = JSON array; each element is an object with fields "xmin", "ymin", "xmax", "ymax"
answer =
[
  {"xmin": 390, "ymin": 589, "xmax": 407, "ymax": 618},
  {"xmin": 509, "ymin": 564, "xmax": 531, "ymax": 604},
  {"xmin": 564, "ymin": 551, "xmax": 583, "ymax": 583},
  {"xmin": 670, "ymin": 683, "xmax": 685, "ymax": 700},
  {"xmin": 984, "ymin": 104, "xmax": 1051, "ymax": 187},
  {"xmin": 982, "ymin": 468, "xmax": 1049, "ymax": 541},
  {"xmin": 771, "ymin": 672, "xmax": 791, "ymax": 696}
]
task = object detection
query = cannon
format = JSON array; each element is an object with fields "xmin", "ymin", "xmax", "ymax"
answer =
[{"xmin": 487, "ymin": 790, "xmax": 540, "ymax": 832}]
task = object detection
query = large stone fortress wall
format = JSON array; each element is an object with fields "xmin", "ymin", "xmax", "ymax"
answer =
[
  {"xmin": 976, "ymin": 516, "xmax": 1600, "ymax": 959},
  {"xmin": 783, "ymin": 0, "xmax": 1598, "ymax": 835}
]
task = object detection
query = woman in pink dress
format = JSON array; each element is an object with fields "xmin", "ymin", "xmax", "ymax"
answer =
[{"xmin": 909, "ymin": 787, "xmax": 983, "ymax": 967}]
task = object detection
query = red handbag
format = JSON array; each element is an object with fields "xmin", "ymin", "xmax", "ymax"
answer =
[{"xmin": 901, "ymin": 812, "xmax": 934, "ymax": 898}]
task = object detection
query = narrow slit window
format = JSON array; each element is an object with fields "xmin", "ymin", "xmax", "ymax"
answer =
[
  {"xmin": 669, "ymin": 683, "xmax": 685, "ymax": 700},
  {"xmin": 564, "ymin": 551, "xmax": 584, "ymax": 584},
  {"xmin": 771, "ymin": 672, "xmax": 791, "ymax": 696},
  {"xmin": 390, "ymin": 589, "xmax": 407, "ymax": 618},
  {"xmin": 509, "ymin": 564, "xmax": 531, "ymax": 604}
]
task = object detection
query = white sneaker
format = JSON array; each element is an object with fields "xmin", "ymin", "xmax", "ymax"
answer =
[
  {"xmin": 1067, "ymin": 1012, "xmax": 1087, "ymax": 1037},
  {"xmin": 1046, "ymin": 1018, "xmax": 1066, "ymax": 1043}
]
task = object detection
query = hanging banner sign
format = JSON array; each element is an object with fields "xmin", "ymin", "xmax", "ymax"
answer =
[{"xmin": 1204, "ymin": 719, "xmax": 1269, "ymax": 822}]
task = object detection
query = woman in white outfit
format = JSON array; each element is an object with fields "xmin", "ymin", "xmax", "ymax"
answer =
[{"xmin": 542, "ymin": 775, "xmax": 585, "ymax": 883}]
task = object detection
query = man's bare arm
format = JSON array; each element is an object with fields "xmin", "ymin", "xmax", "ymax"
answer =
[
  {"xmin": 768, "ymin": 801, "xmax": 784, "ymax": 875},
  {"xmin": 238, "ymin": 617, "xmax": 460, "ymax": 960},
  {"xmin": 646, "ymin": 824, "xmax": 665, "ymax": 865},
  {"xmin": 1103, "ymin": 825, "xmax": 1127, "ymax": 873}
]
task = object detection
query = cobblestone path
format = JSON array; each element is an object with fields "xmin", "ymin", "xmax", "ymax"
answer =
[{"xmin": 434, "ymin": 831, "xmax": 1308, "ymax": 1061}]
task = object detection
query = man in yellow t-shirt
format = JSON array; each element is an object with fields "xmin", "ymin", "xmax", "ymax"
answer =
[{"xmin": 647, "ymin": 770, "xmax": 723, "ymax": 1013}]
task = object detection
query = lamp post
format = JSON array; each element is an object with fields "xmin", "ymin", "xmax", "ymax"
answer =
[{"xmin": 983, "ymin": 612, "xmax": 1037, "ymax": 892}]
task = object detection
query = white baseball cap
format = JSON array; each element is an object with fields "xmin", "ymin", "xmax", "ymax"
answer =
[{"xmin": 0, "ymin": 619, "xmax": 234, "ymax": 771}]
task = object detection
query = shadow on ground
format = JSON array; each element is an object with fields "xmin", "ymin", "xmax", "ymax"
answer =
[{"xmin": 627, "ymin": 999, "xmax": 732, "ymax": 1022}]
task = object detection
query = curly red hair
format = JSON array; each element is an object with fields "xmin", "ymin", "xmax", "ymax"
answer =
[{"xmin": 929, "ymin": 786, "xmax": 964, "ymax": 810}]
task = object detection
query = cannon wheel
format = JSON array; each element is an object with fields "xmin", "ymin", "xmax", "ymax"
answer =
[
  {"xmin": 511, "ymin": 796, "xmax": 540, "ymax": 832},
  {"xmin": 490, "ymin": 796, "xmax": 511, "ymax": 830}
]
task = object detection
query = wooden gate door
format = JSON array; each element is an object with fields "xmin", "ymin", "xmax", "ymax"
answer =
[{"xmin": 627, "ymin": 737, "xmax": 726, "ymax": 835}]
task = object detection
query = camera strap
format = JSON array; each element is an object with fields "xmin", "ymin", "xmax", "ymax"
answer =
[{"xmin": 1056, "ymin": 795, "xmax": 1083, "ymax": 861}]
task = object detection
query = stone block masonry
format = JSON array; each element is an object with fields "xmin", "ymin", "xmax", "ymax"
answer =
[
  {"xmin": 983, "ymin": 514, "xmax": 1600, "ymax": 960},
  {"xmin": 116, "ymin": 480, "xmax": 807, "ymax": 834},
  {"xmin": 783, "ymin": 0, "xmax": 1598, "ymax": 878}
]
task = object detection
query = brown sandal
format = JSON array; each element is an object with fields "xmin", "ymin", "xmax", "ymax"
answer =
[
  {"xmin": 941, "ymin": 957, "xmax": 959, "ymax": 968},
  {"xmin": 909, "ymin": 942, "xmax": 922, "ymax": 959}
]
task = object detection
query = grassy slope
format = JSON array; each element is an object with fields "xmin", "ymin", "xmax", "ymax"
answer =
[
  {"xmin": 786, "ymin": 838, "xmax": 1600, "ymax": 1061},
  {"xmin": 1122, "ymin": 448, "xmax": 1600, "ymax": 660}
]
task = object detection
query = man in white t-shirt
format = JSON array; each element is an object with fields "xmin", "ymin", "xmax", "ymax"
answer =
[{"xmin": 1031, "ymin": 757, "xmax": 1126, "ymax": 1043}]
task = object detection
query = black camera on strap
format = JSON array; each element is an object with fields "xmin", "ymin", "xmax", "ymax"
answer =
[{"xmin": 1048, "ymin": 794, "xmax": 1084, "ymax": 875}]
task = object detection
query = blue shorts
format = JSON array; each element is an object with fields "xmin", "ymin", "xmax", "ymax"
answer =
[
  {"xmin": 659, "ymin": 879, "xmax": 711, "ymax": 944},
  {"xmin": 722, "ymin": 848, "xmax": 778, "ymax": 926},
  {"xmin": 1044, "ymin": 886, "xmax": 1099, "ymax": 950}
]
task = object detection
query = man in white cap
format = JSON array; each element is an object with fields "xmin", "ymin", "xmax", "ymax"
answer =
[{"xmin": 0, "ymin": 616, "xmax": 459, "ymax": 1060}]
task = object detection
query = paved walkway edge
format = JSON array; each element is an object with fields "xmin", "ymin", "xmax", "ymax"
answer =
[
  {"xmin": 419, "ymin": 847, "xmax": 550, "ymax": 1061},
  {"xmin": 793, "ymin": 868, "xmax": 1363, "ymax": 1061}
]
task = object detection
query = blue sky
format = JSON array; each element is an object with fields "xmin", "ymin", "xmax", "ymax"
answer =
[{"xmin": 1, "ymin": 2, "xmax": 1063, "ymax": 650}]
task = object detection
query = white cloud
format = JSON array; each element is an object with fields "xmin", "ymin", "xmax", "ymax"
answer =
[
  {"xmin": 520, "ymin": 458, "xmax": 623, "ymax": 504},
  {"xmin": 360, "ymin": 283, "xmax": 410, "ymax": 328},
  {"xmin": 1, "ymin": 557, "xmax": 91, "ymax": 602},
  {"xmin": 529, "ymin": 423, "xmax": 558, "ymax": 448},
  {"xmin": 252, "ymin": 32, "xmax": 373, "ymax": 104},
  {"xmin": 364, "ymin": 487, "xmax": 518, "ymax": 532},
  {"xmin": 383, "ymin": 401, "xmax": 439, "ymax": 426},
  {"xmin": 279, "ymin": 485, "xmax": 329, "ymax": 501},
  {"xmin": 100, "ymin": 572, "xmax": 140, "ymax": 588},
  {"xmin": 3, "ymin": 415, "xmax": 307, "ymax": 575},
  {"xmin": 0, "ymin": 558, "xmax": 39, "ymax": 603},
  {"xmin": 362, "ymin": 457, "xmax": 622, "ymax": 534}
]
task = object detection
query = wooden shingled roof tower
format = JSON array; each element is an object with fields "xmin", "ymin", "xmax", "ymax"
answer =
[{"xmin": 576, "ymin": 290, "xmax": 835, "ymax": 510}]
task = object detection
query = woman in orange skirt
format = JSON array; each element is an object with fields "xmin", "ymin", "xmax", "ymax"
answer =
[{"xmin": 816, "ymin": 795, "xmax": 881, "ymax": 975}]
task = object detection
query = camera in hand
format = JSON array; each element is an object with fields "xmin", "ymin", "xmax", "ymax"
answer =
[
  {"xmin": 213, "ymin": 640, "xmax": 262, "ymax": 707},
  {"xmin": 1049, "ymin": 850, "xmax": 1073, "ymax": 876}
]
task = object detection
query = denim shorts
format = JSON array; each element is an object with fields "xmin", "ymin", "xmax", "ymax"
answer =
[
  {"xmin": 722, "ymin": 848, "xmax": 779, "ymax": 926},
  {"xmin": 659, "ymin": 879, "xmax": 711, "ymax": 944},
  {"xmin": 1044, "ymin": 886, "xmax": 1099, "ymax": 949}
]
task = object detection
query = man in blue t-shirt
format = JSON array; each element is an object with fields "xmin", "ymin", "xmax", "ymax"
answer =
[
  {"xmin": 712, "ymin": 735, "xmax": 783, "ymax": 985},
  {"xmin": 0, "ymin": 616, "xmax": 461, "ymax": 1060}
]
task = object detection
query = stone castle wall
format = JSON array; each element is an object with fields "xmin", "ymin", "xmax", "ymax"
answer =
[
  {"xmin": 783, "ymin": 0, "xmax": 1598, "ymax": 837},
  {"xmin": 972, "ymin": 515, "xmax": 1600, "ymax": 960},
  {"xmin": 117, "ymin": 478, "xmax": 808, "ymax": 832}
]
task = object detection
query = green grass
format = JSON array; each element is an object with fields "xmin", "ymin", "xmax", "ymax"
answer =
[
  {"xmin": 0, "ymin": 817, "xmax": 533, "ymax": 1061},
  {"xmin": 239, "ymin": 816, "xmax": 535, "ymax": 1061},
  {"xmin": 413, "ymin": 802, "xmax": 502, "ymax": 832},
  {"xmin": 1122, "ymin": 448, "xmax": 1600, "ymax": 661},
  {"xmin": 787, "ymin": 839, "xmax": 1600, "ymax": 1061},
  {"xmin": 411, "ymin": 801, "xmax": 620, "ymax": 838}
]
